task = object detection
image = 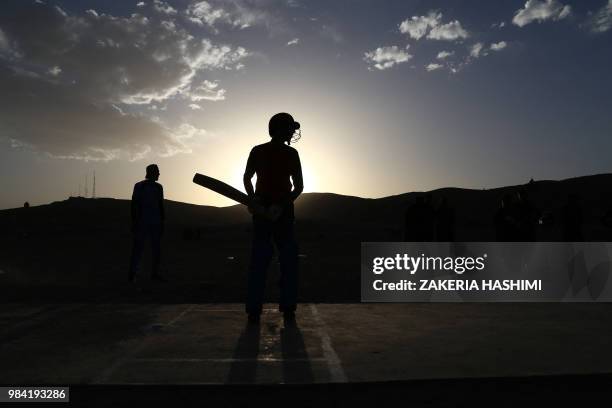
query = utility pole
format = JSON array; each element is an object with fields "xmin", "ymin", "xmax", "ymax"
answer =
[
  {"xmin": 92, "ymin": 170, "xmax": 96, "ymax": 199},
  {"xmin": 85, "ymin": 174, "xmax": 89, "ymax": 198}
]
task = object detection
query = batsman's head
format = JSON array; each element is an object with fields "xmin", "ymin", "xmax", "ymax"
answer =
[
  {"xmin": 146, "ymin": 164, "xmax": 160, "ymax": 181},
  {"xmin": 269, "ymin": 112, "xmax": 301, "ymax": 144}
]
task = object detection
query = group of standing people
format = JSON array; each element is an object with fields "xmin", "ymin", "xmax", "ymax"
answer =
[{"xmin": 403, "ymin": 188, "xmax": 586, "ymax": 242}]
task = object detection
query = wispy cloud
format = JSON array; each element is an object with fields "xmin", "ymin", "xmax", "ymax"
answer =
[
  {"xmin": 364, "ymin": 45, "xmax": 412, "ymax": 70},
  {"xmin": 152, "ymin": 0, "xmax": 177, "ymax": 15},
  {"xmin": 586, "ymin": 0, "xmax": 612, "ymax": 33},
  {"xmin": 184, "ymin": 0, "xmax": 289, "ymax": 34},
  {"xmin": 287, "ymin": 38, "xmax": 299, "ymax": 46},
  {"xmin": 513, "ymin": 0, "xmax": 571, "ymax": 27},
  {"xmin": 188, "ymin": 80, "xmax": 226, "ymax": 102}
]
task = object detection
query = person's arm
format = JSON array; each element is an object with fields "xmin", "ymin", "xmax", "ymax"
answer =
[
  {"xmin": 243, "ymin": 149, "xmax": 256, "ymax": 197},
  {"xmin": 159, "ymin": 184, "xmax": 165, "ymax": 221},
  {"xmin": 289, "ymin": 151, "xmax": 303, "ymax": 201},
  {"xmin": 131, "ymin": 184, "xmax": 140, "ymax": 232},
  {"xmin": 159, "ymin": 184, "xmax": 165, "ymax": 234}
]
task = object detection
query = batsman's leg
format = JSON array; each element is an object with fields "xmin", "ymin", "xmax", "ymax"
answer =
[
  {"xmin": 246, "ymin": 217, "xmax": 274, "ymax": 315},
  {"xmin": 275, "ymin": 218, "xmax": 299, "ymax": 313}
]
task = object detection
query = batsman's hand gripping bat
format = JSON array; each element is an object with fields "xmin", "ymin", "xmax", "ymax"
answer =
[{"xmin": 192, "ymin": 173, "xmax": 282, "ymax": 221}]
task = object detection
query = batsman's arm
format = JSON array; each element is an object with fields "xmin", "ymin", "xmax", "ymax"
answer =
[
  {"xmin": 289, "ymin": 151, "xmax": 304, "ymax": 201},
  {"xmin": 243, "ymin": 150, "xmax": 256, "ymax": 198}
]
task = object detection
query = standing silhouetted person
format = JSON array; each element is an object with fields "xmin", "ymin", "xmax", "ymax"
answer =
[
  {"xmin": 515, "ymin": 189, "xmax": 540, "ymax": 241},
  {"xmin": 129, "ymin": 164, "xmax": 165, "ymax": 283},
  {"xmin": 243, "ymin": 112, "xmax": 303, "ymax": 324},
  {"xmin": 562, "ymin": 194, "xmax": 583, "ymax": 241},
  {"xmin": 494, "ymin": 194, "xmax": 519, "ymax": 241},
  {"xmin": 404, "ymin": 195, "xmax": 435, "ymax": 241},
  {"xmin": 435, "ymin": 197, "xmax": 455, "ymax": 241}
]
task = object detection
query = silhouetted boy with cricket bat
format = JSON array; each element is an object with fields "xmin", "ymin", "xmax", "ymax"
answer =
[{"xmin": 243, "ymin": 113, "xmax": 304, "ymax": 324}]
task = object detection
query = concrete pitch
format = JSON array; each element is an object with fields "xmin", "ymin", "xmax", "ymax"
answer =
[{"xmin": 2, "ymin": 303, "xmax": 612, "ymax": 384}]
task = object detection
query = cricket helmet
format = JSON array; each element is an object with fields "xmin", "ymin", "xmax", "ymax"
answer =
[{"xmin": 269, "ymin": 112, "xmax": 301, "ymax": 144}]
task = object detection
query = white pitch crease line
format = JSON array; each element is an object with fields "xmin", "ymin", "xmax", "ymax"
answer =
[
  {"xmin": 134, "ymin": 357, "xmax": 328, "ymax": 363},
  {"xmin": 166, "ymin": 304, "xmax": 197, "ymax": 326},
  {"xmin": 309, "ymin": 304, "xmax": 348, "ymax": 383},
  {"xmin": 92, "ymin": 304, "xmax": 196, "ymax": 384}
]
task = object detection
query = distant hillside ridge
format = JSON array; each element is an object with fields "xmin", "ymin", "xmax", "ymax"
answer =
[{"xmin": 1, "ymin": 173, "xmax": 612, "ymax": 236}]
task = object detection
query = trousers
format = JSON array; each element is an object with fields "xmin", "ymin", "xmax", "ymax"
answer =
[
  {"xmin": 129, "ymin": 223, "xmax": 162, "ymax": 279},
  {"xmin": 246, "ymin": 214, "xmax": 299, "ymax": 314}
]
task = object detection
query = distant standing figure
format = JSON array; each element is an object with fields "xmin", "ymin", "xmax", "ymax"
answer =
[
  {"xmin": 515, "ymin": 190, "xmax": 540, "ymax": 241},
  {"xmin": 435, "ymin": 197, "xmax": 455, "ymax": 241},
  {"xmin": 404, "ymin": 195, "xmax": 435, "ymax": 241},
  {"xmin": 23, "ymin": 202, "xmax": 30, "ymax": 208},
  {"xmin": 562, "ymin": 194, "xmax": 583, "ymax": 241},
  {"xmin": 243, "ymin": 112, "xmax": 303, "ymax": 324},
  {"xmin": 494, "ymin": 194, "xmax": 519, "ymax": 241},
  {"xmin": 129, "ymin": 164, "xmax": 166, "ymax": 283}
]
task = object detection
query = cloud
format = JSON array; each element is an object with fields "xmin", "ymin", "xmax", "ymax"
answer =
[
  {"xmin": 185, "ymin": 0, "xmax": 287, "ymax": 33},
  {"xmin": 426, "ymin": 63, "xmax": 443, "ymax": 72},
  {"xmin": 0, "ymin": 28, "xmax": 11, "ymax": 52},
  {"xmin": 399, "ymin": 11, "xmax": 468, "ymax": 41},
  {"xmin": 137, "ymin": 2, "xmax": 146, "ymax": 7},
  {"xmin": 47, "ymin": 65, "xmax": 61, "ymax": 76},
  {"xmin": 188, "ymin": 80, "xmax": 226, "ymax": 101},
  {"xmin": 490, "ymin": 41, "xmax": 507, "ymax": 51},
  {"xmin": 513, "ymin": 0, "xmax": 571, "ymax": 27},
  {"xmin": 364, "ymin": 45, "xmax": 412, "ymax": 70},
  {"xmin": 188, "ymin": 103, "xmax": 202, "ymax": 110},
  {"xmin": 399, "ymin": 11, "xmax": 441, "ymax": 40},
  {"xmin": 470, "ymin": 42, "xmax": 484, "ymax": 58},
  {"xmin": 152, "ymin": 0, "xmax": 177, "ymax": 15},
  {"xmin": 586, "ymin": 0, "xmax": 612, "ymax": 33},
  {"xmin": 186, "ymin": 1, "xmax": 235, "ymax": 29},
  {"xmin": 0, "ymin": 2, "xmax": 248, "ymax": 160},
  {"xmin": 287, "ymin": 38, "xmax": 299, "ymax": 46},
  {"xmin": 428, "ymin": 20, "xmax": 468, "ymax": 40},
  {"xmin": 437, "ymin": 50, "xmax": 454, "ymax": 59},
  {"xmin": 491, "ymin": 21, "xmax": 506, "ymax": 28}
]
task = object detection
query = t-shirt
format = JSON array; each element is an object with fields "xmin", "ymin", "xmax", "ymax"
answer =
[
  {"xmin": 132, "ymin": 180, "xmax": 164, "ymax": 225},
  {"xmin": 246, "ymin": 142, "xmax": 302, "ymax": 203}
]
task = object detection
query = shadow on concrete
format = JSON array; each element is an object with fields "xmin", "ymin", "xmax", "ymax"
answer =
[
  {"xmin": 226, "ymin": 323, "xmax": 260, "ymax": 383},
  {"xmin": 281, "ymin": 321, "xmax": 314, "ymax": 383}
]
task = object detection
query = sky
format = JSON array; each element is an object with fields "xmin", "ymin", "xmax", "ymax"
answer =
[{"xmin": 0, "ymin": 0, "xmax": 611, "ymax": 209}]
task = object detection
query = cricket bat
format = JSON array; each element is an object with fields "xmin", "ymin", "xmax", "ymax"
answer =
[{"xmin": 192, "ymin": 173, "xmax": 282, "ymax": 221}]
